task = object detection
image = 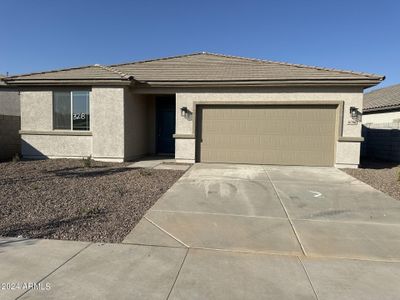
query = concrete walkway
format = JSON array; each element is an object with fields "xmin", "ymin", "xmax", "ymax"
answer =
[
  {"xmin": 2, "ymin": 164, "xmax": 400, "ymax": 299},
  {"xmin": 127, "ymin": 156, "xmax": 191, "ymax": 171}
]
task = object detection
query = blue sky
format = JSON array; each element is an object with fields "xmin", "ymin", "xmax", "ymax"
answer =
[{"xmin": 1, "ymin": 0, "xmax": 398, "ymax": 90}]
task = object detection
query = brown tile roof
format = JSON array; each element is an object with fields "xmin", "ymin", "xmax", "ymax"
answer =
[
  {"xmin": 4, "ymin": 52, "xmax": 384, "ymax": 87},
  {"xmin": 111, "ymin": 52, "xmax": 383, "ymax": 82},
  {"xmin": 5, "ymin": 65, "xmax": 125, "ymax": 80},
  {"xmin": 364, "ymin": 84, "xmax": 400, "ymax": 112}
]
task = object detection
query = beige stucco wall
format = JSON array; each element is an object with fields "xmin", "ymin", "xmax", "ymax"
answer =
[
  {"xmin": 20, "ymin": 90, "xmax": 89, "ymax": 159},
  {"xmin": 0, "ymin": 90, "xmax": 20, "ymax": 160},
  {"xmin": 91, "ymin": 87, "xmax": 124, "ymax": 161},
  {"xmin": 362, "ymin": 111, "xmax": 400, "ymax": 124},
  {"xmin": 335, "ymin": 142, "xmax": 361, "ymax": 168},
  {"xmin": 21, "ymin": 134, "xmax": 92, "ymax": 158},
  {"xmin": 21, "ymin": 91, "xmax": 53, "ymax": 131},
  {"xmin": 175, "ymin": 138, "xmax": 195, "ymax": 163},
  {"xmin": 0, "ymin": 90, "xmax": 20, "ymax": 116},
  {"xmin": 20, "ymin": 87, "xmax": 125, "ymax": 162},
  {"xmin": 20, "ymin": 85, "xmax": 365, "ymax": 167},
  {"xmin": 124, "ymin": 89, "xmax": 154, "ymax": 160},
  {"xmin": 174, "ymin": 87, "xmax": 364, "ymax": 167}
]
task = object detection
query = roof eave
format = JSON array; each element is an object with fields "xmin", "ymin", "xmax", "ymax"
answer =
[
  {"xmin": 3, "ymin": 77, "xmax": 383, "ymax": 88},
  {"xmin": 363, "ymin": 105, "xmax": 400, "ymax": 114},
  {"xmin": 138, "ymin": 78, "xmax": 383, "ymax": 88},
  {"xmin": 3, "ymin": 78, "xmax": 133, "ymax": 87}
]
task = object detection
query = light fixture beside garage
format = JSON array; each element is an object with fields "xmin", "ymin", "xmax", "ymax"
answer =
[
  {"xmin": 180, "ymin": 106, "xmax": 191, "ymax": 117},
  {"xmin": 349, "ymin": 106, "xmax": 361, "ymax": 123}
]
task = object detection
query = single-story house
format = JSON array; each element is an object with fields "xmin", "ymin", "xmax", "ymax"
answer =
[
  {"xmin": 363, "ymin": 84, "xmax": 400, "ymax": 124},
  {"xmin": 3, "ymin": 52, "xmax": 384, "ymax": 168},
  {"xmin": 0, "ymin": 75, "xmax": 20, "ymax": 161}
]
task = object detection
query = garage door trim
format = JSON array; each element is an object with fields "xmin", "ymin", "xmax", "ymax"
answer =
[{"xmin": 194, "ymin": 101, "xmax": 343, "ymax": 166}]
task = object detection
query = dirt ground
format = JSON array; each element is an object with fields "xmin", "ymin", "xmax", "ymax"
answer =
[
  {"xmin": 343, "ymin": 159, "xmax": 400, "ymax": 201},
  {"xmin": 0, "ymin": 159, "xmax": 184, "ymax": 243}
]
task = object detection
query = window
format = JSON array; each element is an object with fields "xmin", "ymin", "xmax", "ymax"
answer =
[
  {"xmin": 53, "ymin": 92, "xmax": 71, "ymax": 130},
  {"xmin": 72, "ymin": 92, "xmax": 90, "ymax": 130},
  {"xmin": 53, "ymin": 91, "xmax": 90, "ymax": 131}
]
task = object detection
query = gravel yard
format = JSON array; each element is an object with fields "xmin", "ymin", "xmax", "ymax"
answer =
[
  {"xmin": 343, "ymin": 159, "xmax": 400, "ymax": 201},
  {"xmin": 0, "ymin": 159, "xmax": 185, "ymax": 243}
]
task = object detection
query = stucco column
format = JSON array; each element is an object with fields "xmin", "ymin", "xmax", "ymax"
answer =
[
  {"xmin": 91, "ymin": 87, "xmax": 125, "ymax": 162},
  {"xmin": 175, "ymin": 93, "xmax": 196, "ymax": 163}
]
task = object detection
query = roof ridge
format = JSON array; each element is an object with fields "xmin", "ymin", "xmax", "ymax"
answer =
[
  {"xmin": 94, "ymin": 64, "xmax": 131, "ymax": 79},
  {"xmin": 4, "ymin": 64, "xmax": 101, "ymax": 79},
  {"xmin": 107, "ymin": 52, "xmax": 206, "ymax": 67},
  {"xmin": 199, "ymin": 52, "xmax": 384, "ymax": 79}
]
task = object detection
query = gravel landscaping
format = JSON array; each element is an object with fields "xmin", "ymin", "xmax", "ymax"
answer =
[
  {"xmin": 0, "ymin": 159, "xmax": 185, "ymax": 243},
  {"xmin": 342, "ymin": 159, "xmax": 400, "ymax": 201}
]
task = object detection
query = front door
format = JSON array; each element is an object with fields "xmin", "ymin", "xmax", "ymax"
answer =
[{"xmin": 156, "ymin": 96, "xmax": 176, "ymax": 154}]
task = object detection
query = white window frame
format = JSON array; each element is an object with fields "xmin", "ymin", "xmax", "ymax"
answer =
[{"xmin": 53, "ymin": 91, "xmax": 90, "ymax": 131}]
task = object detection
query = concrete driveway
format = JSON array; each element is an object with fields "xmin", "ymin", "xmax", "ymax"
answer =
[{"xmin": 2, "ymin": 163, "xmax": 400, "ymax": 299}]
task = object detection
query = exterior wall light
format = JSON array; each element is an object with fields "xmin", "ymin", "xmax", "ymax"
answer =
[
  {"xmin": 180, "ymin": 106, "xmax": 192, "ymax": 120},
  {"xmin": 181, "ymin": 106, "xmax": 190, "ymax": 116},
  {"xmin": 350, "ymin": 106, "xmax": 358, "ymax": 118},
  {"xmin": 349, "ymin": 106, "xmax": 361, "ymax": 123}
]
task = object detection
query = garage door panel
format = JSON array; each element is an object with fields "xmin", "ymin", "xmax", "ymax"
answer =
[
  {"xmin": 204, "ymin": 121, "xmax": 335, "ymax": 136},
  {"xmin": 197, "ymin": 105, "xmax": 337, "ymax": 166},
  {"xmin": 200, "ymin": 148, "xmax": 334, "ymax": 167},
  {"xmin": 202, "ymin": 135, "xmax": 333, "ymax": 151}
]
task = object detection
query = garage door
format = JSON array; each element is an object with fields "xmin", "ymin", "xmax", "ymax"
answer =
[{"xmin": 196, "ymin": 105, "xmax": 337, "ymax": 166}]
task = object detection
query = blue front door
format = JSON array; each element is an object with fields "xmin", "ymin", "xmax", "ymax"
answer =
[{"xmin": 156, "ymin": 96, "xmax": 176, "ymax": 154}]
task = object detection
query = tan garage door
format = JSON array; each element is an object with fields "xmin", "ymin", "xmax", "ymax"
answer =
[{"xmin": 196, "ymin": 105, "xmax": 337, "ymax": 166}]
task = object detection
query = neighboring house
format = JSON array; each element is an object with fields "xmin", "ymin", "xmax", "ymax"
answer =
[
  {"xmin": 361, "ymin": 84, "xmax": 400, "ymax": 162},
  {"xmin": 0, "ymin": 75, "xmax": 20, "ymax": 161},
  {"xmin": 2, "ymin": 52, "xmax": 384, "ymax": 168},
  {"xmin": 363, "ymin": 84, "xmax": 400, "ymax": 124}
]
